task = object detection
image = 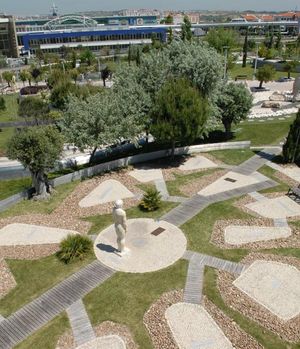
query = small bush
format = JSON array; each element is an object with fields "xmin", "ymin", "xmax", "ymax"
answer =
[
  {"xmin": 139, "ymin": 188, "xmax": 162, "ymax": 212},
  {"xmin": 0, "ymin": 96, "xmax": 6, "ymax": 111},
  {"xmin": 56, "ymin": 234, "xmax": 92, "ymax": 264}
]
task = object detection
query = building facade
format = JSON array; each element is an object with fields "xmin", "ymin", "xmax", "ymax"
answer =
[{"xmin": 0, "ymin": 15, "xmax": 18, "ymax": 58}]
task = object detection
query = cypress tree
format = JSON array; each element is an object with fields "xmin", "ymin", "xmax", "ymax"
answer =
[{"xmin": 283, "ymin": 110, "xmax": 300, "ymax": 163}]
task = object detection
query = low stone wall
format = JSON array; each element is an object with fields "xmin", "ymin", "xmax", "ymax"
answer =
[{"xmin": 0, "ymin": 141, "xmax": 250, "ymax": 213}]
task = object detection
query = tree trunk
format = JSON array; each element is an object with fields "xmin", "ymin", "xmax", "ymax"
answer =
[
  {"xmin": 102, "ymin": 78, "xmax": 106, "ymax": 87},
  {"xmin": 89, "ymin": 147, "xmax": 98, "ymax": 165},
  {"xmin": 259, "ymin": 80, "xmax": 263, "ymax": 89},
  {"xmin": 223, "ymin": 120, "xmax": 232, "ymax": 140},
  {"xmin": 288, "ymin": 71, "xmax": 291, "ymax": 79},
  {"xmin": 242, "ymin": 30, "xmax": 248, "ymax": 68},
  {"xmin": 171, "ymin": 140, "xmax": 175, "ymax": 159},
  {"xmin": 31, "ymin": 170, "xmax": 50, "ymax": 200}
]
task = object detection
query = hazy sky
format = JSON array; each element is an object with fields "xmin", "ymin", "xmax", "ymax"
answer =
[{"xmin": 1, "ymin": 0, "xmax": 299, "ymax": 16}]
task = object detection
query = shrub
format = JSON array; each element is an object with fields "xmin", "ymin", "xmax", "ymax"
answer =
[
  {"xmin": 139, "ymin": 188, "xmax": 162, "ymax": 211},
  {"xmin": 0, "ymin": 96, "xmax": 5, "ymax": 111},
  {"xmin": 56, "ymin": 234, "xmax": 92, "ymax": 264}
]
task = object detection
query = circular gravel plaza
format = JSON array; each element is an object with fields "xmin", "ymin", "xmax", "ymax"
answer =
[{"xmin": 94, "ymin": 218, "xmax": 187, "ymax": 273}]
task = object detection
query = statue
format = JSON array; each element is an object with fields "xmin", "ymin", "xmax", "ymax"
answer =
[
  {"xmin": 293, "ymin": 76, "xmax": 300, "ymax": 102},
  {"xmin": 112, "ymin": 200, "xmax": 127, "ymax": 254}
]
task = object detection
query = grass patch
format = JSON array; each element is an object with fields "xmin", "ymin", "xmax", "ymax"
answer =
[
  {"xmin": 0, "ymin": 180, "xmax": 79, "ymax": 219},
  {"xmin": 15, "ymin": 314, "xmax": 69, "ymax": 349},
  {"xmin": 0, "ymin": 94, "xmax": 19, "ymax": 123},
  {"xmin": 84, "ymin": 260, "xmax": 187, "ymax": 349},
  {"xmin": 0, "ymin": 127, "xmax": 14, "ymax": 155},
  {"xmin": 0, "ymin": 253, "xmax": 95, "ymax": 316},
  {"xmin": 85, "ymin": 201, "xmax": 178, "ymax": 235},
  {"xmin": 203, "ymin": 267, "xmax": 300, "ymax": 349},
  {"xmin": 258, "ymin": 165, "xmax": 289, "ymax": 193},
  {"xmin": 166, "ymin": 169, "xmax": 219, "ymax": 197},
  {"xmin": 0, "ymin": 177, "xmax": 31, "ymax": 200},
  {"xmin": 209, "ymin": 149, "xmax": 255, "ymax": 166},
  {"xmin": 232, "ymin": 117, "xmax": 294, "ymax": 146}
]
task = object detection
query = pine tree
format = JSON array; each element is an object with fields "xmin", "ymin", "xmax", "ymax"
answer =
[{"xmin": 283, "ymin": 110, "xmax": 300, "ymax": 163}]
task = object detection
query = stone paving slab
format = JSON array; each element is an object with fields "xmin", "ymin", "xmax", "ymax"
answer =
[
  {"xmin": 75, "ymin": 335, "xmax": 126, "ymax": 349},
  {"xmin": 233, "ymin": 260, "xmax": 300, "ymax": 321},
  {"xmin": 128, "ymin": 168, "xmax": 163, "ymax": 183},
  {"xmin": 268, "ymin": 162, "xmax": 300, "ymax": 182},
  {"xmin": 79, "ymin": 180, "xmax": 135, "ymax": 207},
  {"xmin": 94, "ymin": 218, "xmax": 187, "ymax": 273},
  {"xmin": 224, "ymin": 226, "xmax": 292, "ymax": 245},
  {"xmin": 198, "ymin": 171, "xmax": 268, "ymax": 197},
  {"xmin": 179, "ymin": 155, "xmax": 217, "ymax": 171},
  {"xmin": 246, "ymin": 196, "xmax": 300, "ymax": 219},
  {"xmin": 165, "ymin": 303, "xmax": 233, "ymax": 349},
  {"xmin": 0, "ymin": 223, "xmax": 78, "ymax": 246}
]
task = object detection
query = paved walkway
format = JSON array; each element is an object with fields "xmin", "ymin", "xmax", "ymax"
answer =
[
  {"xmin": 182, "ymin": 251, "xmax": 246, "ymax": 305},
  {"xmin": 67, "ymin": 300, "xmax": 96, "ymax": 347},
  {"xmin": 161, "ymin": 148, "xmax": 279, "ymax": 227},
  {"xmin": 0, "ymin": 261, "xmax": 114, "ymax": 349}
]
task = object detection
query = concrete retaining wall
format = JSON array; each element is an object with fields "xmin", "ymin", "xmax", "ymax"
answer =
[{"xmin": 0, "ymin": 141, "xmax": 250, "ymax": 212}]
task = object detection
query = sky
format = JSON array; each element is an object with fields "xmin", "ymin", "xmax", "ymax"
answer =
[{"xmin": 1, "ymin": 0, "xmax": 299, "ymax": 16}]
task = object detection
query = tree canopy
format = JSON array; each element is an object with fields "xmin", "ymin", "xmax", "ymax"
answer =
[
  {"xmin": 205, "ymin": 28, "xmax": 239, "ymax": 53},
  {"xmin": 255, "ymin": 64, "xmax": 276, "ymax": 88},
  {"xmin": 283, "ymin": 110, "xmax": 300, "ymax": 163}
]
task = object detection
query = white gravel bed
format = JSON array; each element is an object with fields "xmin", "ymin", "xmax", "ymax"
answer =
[
  {"xmin": 178, "ymin": 155, "xmax": 218, "ymax": 171},
  {"xmin": 0, "ymin": 258, "xmax": 16, "ymax": 298},
  {"xmin": 165, "ymin": 303, "xmax": 233, "ymax": 349},
  {"xmin": 94, "ymin": 218, "xmax": 187, "ymax": 273},
  {"xmin": 128, "ymin": 168, "xmax": 164, "ymax": 182}
]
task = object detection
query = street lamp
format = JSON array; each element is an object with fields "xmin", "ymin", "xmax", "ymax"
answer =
[
  {"xmin": 223, "ymin": 46, "xmax": 229, "ymax": 80},
  {"xmin": 253, "ymin": 42, "xmax": 259, "ymax": 80}
]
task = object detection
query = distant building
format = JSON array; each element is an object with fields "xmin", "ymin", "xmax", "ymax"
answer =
[
  {"xmin": 0, "ymin": 15, "xmax": 18, "ymax": 57},
  {"xmin": 274, "ymin": 11, "xmax": 300, "ymax": 21}
]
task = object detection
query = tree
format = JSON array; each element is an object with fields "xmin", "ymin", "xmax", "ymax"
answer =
[
  {"xmin": 80, "ymin": 49, "xmax": 95, "ymax": 66},
  {"xmin": 205, "ymin": 28, "xmax": 239, "ymax": 53},
  {"xmin": 61, "ymin": 89, "xmax": 146, "ymax": 163},
  {"xmin": 283, "ymin": 110, "xmax": 300, "ymax": 163},
  {"xmin": 7, "ymin": 126, "xmax": 64, "ymax": 199},
  {"xmin": 150, "ymin": 78, "xmax": 209, "ymax": 157},
  {"xmin": 70, "ymin": 68, "xmax": 79, "ymax": 84},
  {"xmin": 242, "ymin": 28, "xmax": 249, "ymax": 68},
  {"xmin": 18, "ymin": 96, "xmax": 50, "ymax": 125},
  {"xmin": 101, "ymin": 66, "xmax": 110, "ymax": 87},
  {"xmin": 167, "ymin": 27, "xmax": 174, "ymax": 43},
  {"xmin": 216, "ymin": 82, "xmax": 253, "ymax": 138},
  {"xmin": 181, "ymin": 16, "xmax": 192, "ymax": 42},
  {"xmin": 283, "ymin": 60, "xmax": 298, "ymax": 79},
  {"xmin": 30, "ymin": 67, "xmax": 42, "ymax": 85},
  {"xmin": 255, "ymin": 64, "xmax": 276, "ymax": 89},
  {"xmin": 19, "ymin": 70, "xmax": 30, "ymax": 86},
  {"xmin": 164, "ymin": 15, "xmax": 174, "ymax": 24},
  {"xmin": 2, "ymin": 71, "xmax": 13, "ymax": 87}
]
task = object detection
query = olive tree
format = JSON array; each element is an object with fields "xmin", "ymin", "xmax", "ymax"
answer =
[
  {"xmin": 7, "ymin": 126, "xmax": 64, "ymax": 199},
  {"xmin": 216, "ymin": 82, "xmax": 253, "ymax": 138},
  {"xmin": 255, "ymin": 64, "xmax": 276, "ymax": 89}
]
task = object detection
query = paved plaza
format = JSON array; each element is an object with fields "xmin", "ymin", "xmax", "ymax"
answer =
[
  {"xmin": 165, "ymin": 303, "xmax": 233, "ymax": 349},
  {"xmin": 178, "ymin": 155, "xmax": 218, "ymax": 171},
  {"xmin": 234, "ymin": 260, "xmax": 300, "ymax": 321},
  {"xmin": 94, "ymin": 218, "xmax": 187, "ymax": 273},
  {"xmin": 0, "ymin": 223, "xmax": 78, "ymax": 246},
  {"xmin": 75, "ymin": 336, "xmax": 126, "ymax": 349},
  {"xmin": 224, "ymin": 225, "xmax": 292, "ymax": 245},
  {"xmin": 79, "ymin": 180, "xmax": 135, "ymax": 207},
  {"xmin": 198, "ymin": 171, "xmax": 268, "ymax": 196},
  {"xmin": 246, "ymin": 196, "xmax": 300, "ymax": 219}
]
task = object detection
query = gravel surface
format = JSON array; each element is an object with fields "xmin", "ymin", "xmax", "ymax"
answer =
[
  {"xmin": 211, "ymin": 219, "xmax": 300, "ymax": 250},
  {"xmin": 0, "ymin": 258, "xmax": 16, "ymax": 298},
  {"xmin": 56, "ymin": 321, "xmax": 137, "ymax": 349},
  {"xmin": 218, "ymin": 253, "xmax": 300, "ymax": 342},
  {"xmin": 0, "ymin": 244, "xmax": 59, "ymax": 260}
]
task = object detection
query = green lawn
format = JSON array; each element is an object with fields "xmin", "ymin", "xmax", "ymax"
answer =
[
  {"xmin": 0, "ymin": 253, "xmax": 95, "ymax": 316},
  {"xmin": 232, "ymin": 117, "xmax": 294, "ymax": 146},
  {"xmin": 0, "ymin": 180, "xmax": 79, "ymax": 219},
  {"xmin": 229, "ymin": 63, "xmax": 299, "ymax": 81},
  {"xmin": 0, "ymin": 177, "xmax": 31, "ymax": 200},
  {"xmin": 209, "ymin": 149, "xmax": 255, "ymax": 165},
  {"xmin": 166, "ymin": 169, "xmax": 220, "ymax": 197},
  {"xmin": 84, "ymin": 260, "xmax": 187, "ymax": 349},
  {"xmin": 0, "ymin": 94, "xmax": 19, "ymax": 123},
  {"xmin": 258, "ymin": 165, "xmax": 290, "ymax": 193},
  {"xmin": 203, "ymin": 268, "xmax": 300, "ymax": 349}
]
